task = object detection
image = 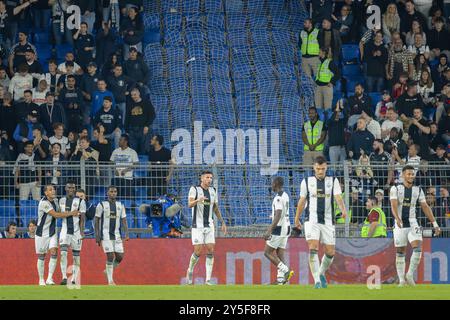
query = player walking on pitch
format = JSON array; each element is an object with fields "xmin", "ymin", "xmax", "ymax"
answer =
[
  {"xmin": 59, "ymin": 181, "xmax": 86, "ymax": 285},
  {"xmin": 294, "ymin": 156, "xmax": 348, "ymax": 289},
  {"xmin": 264, "ymin": 177, "xmax": 294, "ymax": 285},
  {"xmin": 186, "ymin": 170, "xmax": 227, "ymax": 285},
  {"xmin": 95, "ymin": 186, "xmax": 129, "ymax": 285},
  {"xmin": 390, "ymin": 165, "xmax": 441, "ymax": 287},
  {"xmin": 35, "ymin": 185, "xmax": 80, "ymax": 286}
]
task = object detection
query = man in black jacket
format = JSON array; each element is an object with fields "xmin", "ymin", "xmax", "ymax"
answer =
[
  {"xmin": 427, "ymin": 17, "xmax": 450, "ymax": 61},
  {"xmin": 93, "ymin": 96, "xmax": 122, "ymax": 149},
  {"xmin": 107, "ymin": 64, "xmax": 135, "ymax": 125},
  {"xmin": 15, "ymin": 90, "xmax": 39, "ymax": 122},
  {"xmin": 317, "ymin": 18, "xmax": 342, "ymax": 62},
  {"xmin": 400, "ymin": 0, "xmax": 428, "ymax": 36},
  {"xmin": 347, "ymin": 118, "xmax": 375, "ymax": 163},
  {"xmin": 125, "ymin": 87, "xmax": 155, "ymax": 154},
  {"xmin": 39, "ymin": 92, "xmax": 66, "ymax": 135},
  {"xmin": 346, "ymin": 83, "xmax": 373, "ymax": 128},
  {"xmin": 327, "ymin": 99, "xmax": 348, "ymax": 167},
  {"xmin": 395, "ymin": 80, "xmax": 425, "ymax": 131},
  {"xmin": 57, "ymin": 75, "xmax": 85, "ymax": 133},
  {"xmin": 123, "ymin": 47, "xmax": 150, "ymax": 90},
  {"xmin": 120, "ymin": 6, "xmax": 144, "ymax": 59}
]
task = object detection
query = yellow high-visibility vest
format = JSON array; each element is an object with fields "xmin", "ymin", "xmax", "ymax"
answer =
[
  {"xmin": 361, "ymin": 207, "xmax": 387, "ymax": 238},
  {"xmin": 303, "ymin": 120, "xmax": 324, "ymax": 151},
  {"xmin": 300, "ymin": 28, "xmax": 320, "ymax": 56},
  {"xmin": 316, "ymin": 58, "xmax": 334, "ymax": 83}
]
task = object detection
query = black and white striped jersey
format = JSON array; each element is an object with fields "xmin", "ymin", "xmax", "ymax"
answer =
[
  {"xmin": 390, "ymin": 185, "xmax": 426, "ymax": 228},
  {"xmin": 300, "ymin": 176, "xmax": 342, "ymax": 226},
  {"xmin": 36, "ymin": 197, "xmax": 60, "ymax": 237},
  {"xmin": 59, "ymin": 197, "xmax": 86, "ymax": 236},
  {"xmin": 188, "ymin": 186, "xmax": 218, "ymax": 229},
  {"xmin": 271, "ymin": 191, "xmax": 290, "ymax": 236},
  {"xmin": 95, "ymin": 200, "xmax": 127, "ymax": 241}
]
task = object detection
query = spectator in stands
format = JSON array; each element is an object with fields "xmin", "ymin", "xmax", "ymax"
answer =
[
  {"xmin": 328, "ymin": 99, "xmax": 348, "ymax": 166},
  {"xmin": 347, "ymin": 83, "xmax": 372, "ymax": 128},
  {"xmin": 15, "ymin": 89, "xmax": 38, "ymax": 121},
  {"xmin": 382, "ymin": 3, "xmax": 401, "ymax": 44},
  {"xmin": 147, "ymin": 134, "xmax": 173, "ymax": 199},
  {"xmin": 24, "ymin": 49, "xmax": 43, "ymax": 84},
  {"xmin": 431, "ymin": 54, "xmax": 449, "ymax": 92},
  {"xmin": 299, "ymin": 18, "xmax": 320, "ymax": 79},
  {"xmin": 8, "ymin": 64, "xmax": 33, "ymax": 101},
  {"xmin": 381, "ymin": 107, "xmax": 403, "ymax": 140},
  {"xmin": 71, "ymin": 136, "xmax": 99, "ymax": 197},
  {"xmin": 125, "ymin": 87, "xmax": 155, "ymax": 154},
  {"xmin": 392, "ymin": 71, "xmax": 409, "ymax": 99},
  {"xmin": 318, "ymin": 18, "xmax": 342, "ymax": 61},
  {"xmin": 13, "ymin": 110, "xmax": 43, "ymax": 152},
  {"xmin": 102, "ymin": 0, "xmax": 121, "ymax": 30},
  {"xmin": 39, "ymin": 92, "xmax": 66, "ymax": 135},
  {"xmin": 0, "ymin": 92, "xmax": 16, "ymax": 140},
  {"xmin": 57, "ymin": 75, "xmax": 84, "ymax": 133},
  {"xmin": 396, "ymin": 80, "xmax": 425, "ymax": 128},
  {"xmin": 393, "ymin": 143, "xmax": 422, "ymax": 178},
  {"xmin": 14, "ymin": 140, "xmax": 41, "ymax": 200},
  {"xmin": 417, "ymin": 69, "xmax": 434, "ymax": 107},
  {"xmin": 32, "ymin": 127, "xmax": 49, "ymax": 161},
  {"xmin": 90, "ymin": 79, "xmax": 115, "ymax": 121},
  {"xmin": 41, "ymin": 60, "xmax": 61, "ymax": 95},
  {"xmin": 30, "ymin": 76, "xmax": 47, "ymax": 103},
  {"xmin": 347, "ymin": 117, "xmax": 375, "ymax": 163},
  {"xmin": 80, "ymin": 61, "xmax": 99, "ymax": 104},
  {"xmin": 350, "ymin": 187, "xmax": 365, "ymax": 225},
  {"xmin": 91, "ymin": 124, "xmax": 112, "ymax": 162},
  {"xmin": 49, "ymin": 0, "xmax": 74, "ymax": 46},
  {"xmin": 48, "ymin": 122, "xmax": 69, "ymax": 158},
  {"xmin": 387, "ymin": 37, "xmax": 414, "ymax": 84},
  {"xmin": 0, "ymin": 221, "xmax": 19, "ymax": 238},
  {"xmin": 427, "ymin": 17, "xmax": 450, "ymax": 60},
  {"xmin": 43, "ymin": 142, "xmax": 65, "ymax": 189},
  {"xmin": 361, "ymin": 111, "xmax": 381, "ymax": 140},
  {"xmin": 58, "ymin": 52, "xmax": 83, "ymax": 76},
  {"xmin": 0, "ymin": 130, "xmax": 15, "ymax": 198},
  {"xmin": 0, "ymin": 1, "xmax": 11, "ymax": 50},
  {"xmin": 414, "ymin": 53, "xmax": 432, "ymax": 83},
  {"xmin": 369, "ymin": 139, "xmax": 392, "ymax": 189},
  {"xmin": 375, "ymin": 91, "xmax": 394, "ymax": 122},
  {"xmin": 8, "ymin": 31, "xmax": 36, "ymax": 76},
  {"xmin": 74, "ymin": 0, "xmax": 96, "ymax": 33},
  {"xmin": 408, "ymin": 33, "xmax": 430, "ymax": 61},
  {"xmin": 95, "ymin": 21, "xmax": 119, "ymax": 68},
  {"xmin": 22, "ymin": 219, "xmax": 37, "ymax": 239},
  {"xmin": 359, "ymin": 24, "xmax": 382, "ymax": 62},
  {"xmin": 405, "ymin": 20, "xmax": 428, "ymax": 48},
  {"xmin": 73, "ymin": 22, "xmax": 95, "ymax": 70},
  {"xmin": 120, "ymin": 5, "xmax": 143, "ymax": 59},
  {"xmin": 93, "ymin": 96, "xmax": 122, "ymax": 149},
  {"xmin": 310, "ymin": 0, "xmax": 334, "ymax": 26},
  {"xmin": 107, "ymin": 64, "xmax": 134, "ymax": 124},
  {"xmin": 123, "ymin": 47, "xmax": 149, "ymax": 92},
  {"xmin": 364, "ymin": 31, "xmax": 388, "ymax": 93},
  {"xmin": 430, "ymin": 143, "xmax": 448, "ymax": 163},
  {"xmin": 408, "ymin": 106, "xmax": 431, "ymax": 159},
  {"xmin": 0, "ymin": 66, "xmax": 11, "ymax": 89},
  {"xmin": 331, "ymin": 4, "xmax": 354, "ymax": 42},
  {"xmin": 110, "ymin": 133, "xmax": 138, "ymax": 200},
  {"xmin": 384, "ymin": 126, "xmax": 408, "ymax": 158},
  {"xmin": 57, "ymin": 61, "xmax": 79, "ymax": 89},
  {"xmin": 302, "ymin": 106, "xmax": 327, "ymax": 166},
  {"xmin": 429, "ymin": 122, "xmax": 445, "ymax": 151},
  {"xmin": 400, "ymin": 0, "xmax": 429, "ymax": 36},
  {"xmin": 314, "ymin": 47, "xmax": 339, "ymax": 114}
]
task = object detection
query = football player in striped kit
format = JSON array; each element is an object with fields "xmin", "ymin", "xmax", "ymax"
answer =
[
  {"xmin": 59, "ymin": 181, "xmax": 86, "ymax": 285},
  {"xmin": 264, "ymin": 176, "xmax": 294, "ymax": 285},
  {"xmin": 390, "ymin": 165, "xmax": 441, "ymax": 287},
  {"xmin": 185, "ymin": 170, "xmax": 227, "ymax": 285},
  {"xmin": 95, "ymin": 186, "xmax": 129, "ymax": 285},
  {"xmin": 36, "ymin": 185, "xmax": 80, "ymax": 286},
  {"xmin": 295, "ymin": 156, "xmax": 348, "ymax": 289}
]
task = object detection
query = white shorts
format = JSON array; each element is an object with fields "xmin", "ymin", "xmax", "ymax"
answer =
[
  {"xmin": 304, "ymin": 221, "xmax": 336, "ymax": 245},
  {"xmin": 35, "ymin": 234, "xmax": 58, "ymax": 254},
  {"xmin": 266, "ymin": 235, "xmax": 289, "ymax": 249},
  {"xmin": 102, "ymin": 239, "xmax": 124, "ymax": 253},
  {"xmin": 394, "ymin": 227, "xmax": 423, "ymax": 248},
  {"xmin": 191, "ymin": 227, "xmax": 215, "ymax": 245},
  {"xmin": 59, "ymin": 233, "xmax": 83, "ymax": 251}
]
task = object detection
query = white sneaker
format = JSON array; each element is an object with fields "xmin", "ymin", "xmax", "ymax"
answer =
[
  {"xmin": 185, "ymin": 270, "xmax": 193, "ymax": 285},
  {"xmin": 398, "ymin": 281, "xmax": 406, "ymax": 287},
  {"xmin": 108, "ymin": 281, "xmax": 116, "ymax": 286},
  {"xmin": 405, "ymin": 274, "xmax": 416, "ymax": 286},
  {"xmin": 39, "ymin": 280, "xmax": 46, "ymax": 286},
  {"xmin": 46, "ymin": 279, "xmax": 55, "ymax": 285},
  {"xmin": 205, "ymin": 280, "xmax": 214, "ymax": 285}
]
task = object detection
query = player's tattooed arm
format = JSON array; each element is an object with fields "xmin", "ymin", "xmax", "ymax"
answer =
[
  {"xmin": 420, "ymin": 201, "xmax": 441, "ymax": 236},
  {"xmin": 122, "ymin": 218, "xmax": 130, "ymax": 241},
  {"xmin": 265, "ymin": 209, "xmax": 282, "ymax": 240},
  {"xmin": 294, "ymin": 197, "xmax": 307, "ymax": 229},
  {"xmin": 334, "ymin": 194, "xmax": 348, "ymax": 220},
  {"xmin": 213, "ymin": 203, "xmax": 227, "ymax": 235}
]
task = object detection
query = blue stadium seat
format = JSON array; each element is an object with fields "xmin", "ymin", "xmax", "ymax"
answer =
[
  {"xmin": 0, "ymin": 200, "xmax": 16, "ymax": 227},
  {"xmin": 341, "ymin": 44, "xmax": 360, "ymax": 63},
  {"xmin": 342, "ymin": 64, "xmax": 363, "ymax": 77},
  {"xmin": 144, "ymin": 29, "xmax": 161, "ymax": 44},
  {"xmin": 368, "ymin": 93, "xmax": 382, "ymax": 109}
]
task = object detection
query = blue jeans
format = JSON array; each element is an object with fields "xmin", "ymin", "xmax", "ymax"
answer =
[
  {"xmin": 329, "ymin": 146, "xmax": 347, "ymax": 165},
  {"xmin": 81, "ymin": 12, "xmax": 96, "ymax": 34},
  {"xmin": 32, "ymin": 8, "xmax": 51, "ymax": 30},
  {"xmin": 127, "ymin": 127, "xmax": 151, "ymax": 155},
  {"xmin": 366, "ymin": 76, "xmax": 384, "ymax": 93}
]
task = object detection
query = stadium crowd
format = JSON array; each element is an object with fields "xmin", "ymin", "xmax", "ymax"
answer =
[
  {"xmin": 0, "ymin": 0, "xmax": 449, "ymax": 236},
  {"xmin": 302, "ymin": 0, "xmax": 449, "ymax": 226}
]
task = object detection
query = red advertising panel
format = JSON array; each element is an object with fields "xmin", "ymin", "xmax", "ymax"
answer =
[{"xmin": 0, "ymin": 238, "xmax": 432, "ymax": 285}]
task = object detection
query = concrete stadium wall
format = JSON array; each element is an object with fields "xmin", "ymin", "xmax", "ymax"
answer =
[{"xmin": 0, "ymin": 238, "xmax": 449, "ymax": 285}]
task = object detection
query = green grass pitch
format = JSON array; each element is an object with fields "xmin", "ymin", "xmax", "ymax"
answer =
[{"xmin": 1, "ymin": 285, "xmax": 450, "ymax": 300}]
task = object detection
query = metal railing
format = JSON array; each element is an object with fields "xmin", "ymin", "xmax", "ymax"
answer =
[{"xmin": 0, "ymin": 161, "xmax": 449, "ymax": 238}]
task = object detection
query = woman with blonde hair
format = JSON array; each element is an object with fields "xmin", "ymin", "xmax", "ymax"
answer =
[{"xmin": 382, "ymin": 3, "xmax": 400, "ymax": 44}]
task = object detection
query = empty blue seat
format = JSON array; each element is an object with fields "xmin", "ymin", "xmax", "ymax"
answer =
[
  {"xmin": 342, "ymin": 44, "xmax": 360, "ymax": 63},
  {"xmin": 342, "ymin": 64, "xmax": 362, "ymax": 77}
]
